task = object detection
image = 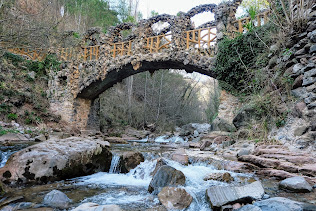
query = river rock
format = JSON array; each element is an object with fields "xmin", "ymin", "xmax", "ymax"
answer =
[
  {"xmin": 279, "ymin": 176, "xmax": 312, "ymax": 192},
  {"xmin": 203, "ymin": 172, "xmax": 234, "ymax": 183},
  {"xmin": 43, "ymin": 190, "xmax": 72, "ymax": 209},
  {"xmin": 236, "ymin": 204, "xmax": 262, "ymax": 211},
  {"xmin": 171, "ymin": 148, "xmax": 189, "ymax": 165},
  {"xmin": 148, "ymin": 165, "xmax": 186, "ymax": 194},
  {"xmin": 254, "ymin": 197, "xmax": 316, "ymax": 211},
  {"xmin": 0, "ymin": 137, "xmax": 112, "ymax": 184},
  {"xmin": 158, "ymin": 187, "xmax": 193, "ymax": 210},
  {"xmin": 120, "ymin": 151, "xmax": 144, "ymax": 173},
  {"xmin": 72, "ymin": 202, "xmax": 121, "ymax": 211},
  {"xmin": 206, "ymin": 181, "xmax": 264, "ymax": 210}
]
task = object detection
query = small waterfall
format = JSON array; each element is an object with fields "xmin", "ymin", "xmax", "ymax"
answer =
[{"xmin": 109, "ymin": 155, "xmax": 121, "ymax": 174}]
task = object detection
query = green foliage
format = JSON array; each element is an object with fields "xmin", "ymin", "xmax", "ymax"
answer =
[
  {"xmin": 7, "ymin": 113, "xmax": 18, "ymax": 120},
  {"xmin": 24, "ymin": 110, "xmax": 42, "ymax": 125},
  {"xmin": 0, "ymin": 126, "xmax": 19, "ymax": 136},
  {"xmin": 241, "ymin": 0, "xmax": 269, "ymax": 12},
  {"xmin": 73, "ymin": 32, "xmax": 80, "ymax": 39},
  {"xmin": 3, "ymin": 52, "xmax": 24, "ymax": 66},
  {"xmin": 215, "ymin": 24, "xmax": 274, "ymax": 92},
  {"xmin": 26, "ymin": 54, "xmax": 60, "ymax": 76}
]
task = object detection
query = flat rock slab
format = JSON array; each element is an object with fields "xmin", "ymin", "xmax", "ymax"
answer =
[
  {"xmin": 206, "ymin": 181, "xmax": 264, "ymax": 209},
  {"xmin": 279, "ymin": 176, "xmax": 312, "ymax": 192}
]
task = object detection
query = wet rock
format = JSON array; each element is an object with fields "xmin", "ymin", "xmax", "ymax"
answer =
[
  {"xmin": 72, "ymin": 202, "xmax": 121, "ymax": 211},
  {"xmin": 279, "ymin": 176, "xmax": 312, "ymax": 193},
  {"xmin": 151, "ymin": 158, "xmax": 167, "ymax": 176},
  {"xmin": 203, "ymin": 172, "xmax": 234, "ymax": 183},
  {"xmin": 0, "ymin": 137, "xmax": 112, "ymax": 184},
  {"xmin": 43, "ymin": 190, "xmax": 72, "ymax": 209},
  {"xmin": 206, "ymin": 181, "xmax": 264, "ymax": 210},
  {"xmin": 171, "ymin": 148, "xmax": 189, "ymax": 165},
  {"xmin": 148, "ymin": 165, "xmax": 186, "ymax": 194},
  {"xmin": 120, "ymin": 151, "xmax": 144, "ymax": 173},
  {"xmin": 254, "ymin": 197, "xmax": 316, "ymax": 211},
  {"xmin": 158, "ymin": 187, "xmax": 193, "ymax": 210}
]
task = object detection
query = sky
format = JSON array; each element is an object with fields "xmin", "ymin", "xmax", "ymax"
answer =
[{"xmin": 138, "ymin": 0, "xmax": 223, "ymax": 26}]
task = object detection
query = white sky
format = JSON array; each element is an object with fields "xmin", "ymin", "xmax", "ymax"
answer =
[{"xmin": 138, "ymin": 0, "xmax": 223, "ymax": 26}]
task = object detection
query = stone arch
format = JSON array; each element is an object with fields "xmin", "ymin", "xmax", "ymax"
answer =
[
  {"xmin": 185, "ymin": 4, "xmax": 217, "ymax": 18},
  {"xmin": 67, "ymin": 52, "xmax": 216, "ymax": 130},
  {"xmin": 106, "ymin": 22, "xmax": 136, "ymax": 43},
  {"xmin": 139, "ymin": 14, "xmax": 176, "ymax": 37}
]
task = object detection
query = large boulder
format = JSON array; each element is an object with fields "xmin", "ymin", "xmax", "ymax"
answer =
[
  {"xmin": 233, "ymin": 107, "xmax": 262, "ymax": 129},
  {"xmin": 43, "ymin": 190, "xmax": 72, "ymax": 209},
  {"xmin": 120, "ymin": 151, "xmax": 144, "ymax": 173},
  {"xmin": 0, "ymin": 137, "xmax": 112, "ymax": 184},
  {"xmin": 158, "ymin": 187, "xmax": 193, "ymax": 210},
  {"xmin": 206, "ymin": 181, "xmax": 264, "ymax": 210},
  {"xmin": 148, "ymin": 165, "xmax": 186, "ymax": 194},
  {"xmin": 72, "ymin": 203, "xmax": 121, "ymax": 211},
  {"xmin": 212, "ymin": 117, "xmax": 236, "ymax": 132},
  {"xmin": 279, "ymin": 176, "xmax": 312, "ymax": 193}
]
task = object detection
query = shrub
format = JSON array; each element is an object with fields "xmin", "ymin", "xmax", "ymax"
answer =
[
  {"xmin": 215, "ymin": 24, "xmax": 275, "ymax": 93},
  {"xmin": 7, "ymin": 113, "xmax": 17, "ymax": 120}
]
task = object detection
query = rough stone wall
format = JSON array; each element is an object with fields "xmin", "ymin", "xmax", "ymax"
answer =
[
  {"xmin": 269, "ymin": 7, "xmax": 316, "ymax": 150},
  {"xmin": 48, "ymin": 2, "xmax": 242, "ymax": 130}
]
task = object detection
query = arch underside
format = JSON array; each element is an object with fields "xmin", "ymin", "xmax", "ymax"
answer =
[{"xmin": 77, "ymin": 59, "xmax": 216, "ymax": 100}]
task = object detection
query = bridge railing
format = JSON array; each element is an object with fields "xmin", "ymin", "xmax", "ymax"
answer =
[
  {"xmin": 231, "ymin": 11, "xmax": 270, "ymax": 34},
  {"xmin": 144, "ymin": 33, "xmax": 172, "ymax": 53},
  {"xmin": 186, "ymin": 27, "xmax": 217, "ymax": 56},
  {"xmin": 7, "ymin": 47, "xmax": 47, "ymax": 61},
  {"xmin": 111, "ymin": 41, "xmax": 132, "ymax": 58}
]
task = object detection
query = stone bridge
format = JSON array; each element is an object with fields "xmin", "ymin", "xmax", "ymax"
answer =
[{"xmin": 7, "ymin": 0, "xmax": 270, "ymax": 130}]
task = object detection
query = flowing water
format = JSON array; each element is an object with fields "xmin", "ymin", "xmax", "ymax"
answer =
[
  {"xmin": 71, "ymin": 150, "xmax": 254, "ymax": 211},
  {"xmin": 109, "ymin": 154, "xmax": 121, "ymax": 174},
  {"xmin": 0, "ymin": 144, "xmax": 29, "ymax": 168}
]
